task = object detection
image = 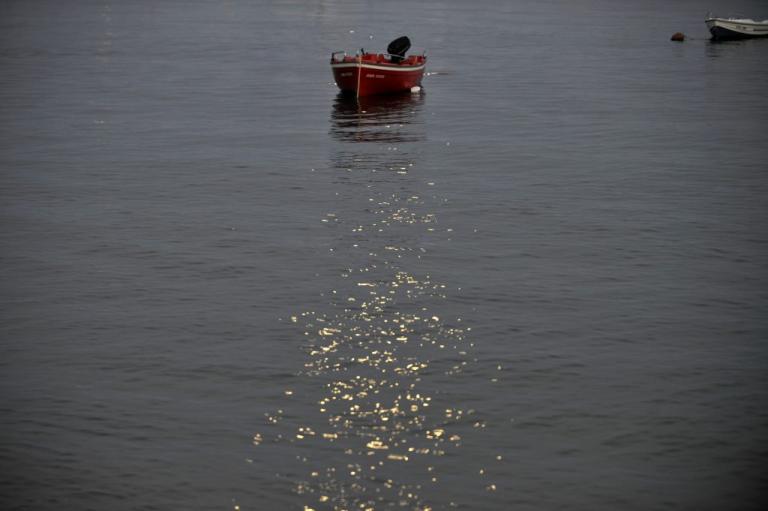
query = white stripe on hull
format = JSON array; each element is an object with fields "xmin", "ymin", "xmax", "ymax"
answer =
[{"xmin": 331, "ymin": 62, "xmax": 426, "ymax": 73}]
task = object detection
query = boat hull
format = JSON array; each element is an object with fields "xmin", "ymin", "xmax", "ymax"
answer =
[
  {"xmin": 331, "ymin": 54, "xmax": 426, "ymax": 97},
  {"xmin": 706, "ymin": 18, "xmax": 768, "ymax": 40}
]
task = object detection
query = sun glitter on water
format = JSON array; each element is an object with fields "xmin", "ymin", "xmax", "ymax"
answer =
[{"xmin": 249, "ymin": 94, "xmax": 495, "ymax": 510}]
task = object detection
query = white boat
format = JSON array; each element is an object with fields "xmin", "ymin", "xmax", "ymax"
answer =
[{"xmin": 705, "ymin": 16, "xmax": 768, "ymax": 40}]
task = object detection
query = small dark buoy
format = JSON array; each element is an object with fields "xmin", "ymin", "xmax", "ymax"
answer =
[{"xmin": 670, "ymin": 32, "xmax": 685, "ymax": 42}]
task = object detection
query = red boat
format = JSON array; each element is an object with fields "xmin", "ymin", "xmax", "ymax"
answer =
[{"xmin": 330, "ymin": 36, "xmax": 426, "ymax": 97}]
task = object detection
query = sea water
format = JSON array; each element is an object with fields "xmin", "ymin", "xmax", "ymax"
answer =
[{"xmin": 1, "ymin": 0, "xmax": 767, "ymax": 509}]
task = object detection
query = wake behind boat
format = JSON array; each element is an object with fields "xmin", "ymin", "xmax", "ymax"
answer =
[
  {"xmin": 331, "ymin": 36, "xmax": 426, "ymax": 97},
  {"xmin": 705, "ymin": 15, "xmax": 768, "ymax": 40}
]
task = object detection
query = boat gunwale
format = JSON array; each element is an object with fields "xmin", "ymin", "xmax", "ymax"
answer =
[
  {"xmin": 705, "ymin": 17, "xmax": 768, "ymax": 27},
  {"xmin": 331, "ymin": 61, "xmax": 427, "ymax": 73}
]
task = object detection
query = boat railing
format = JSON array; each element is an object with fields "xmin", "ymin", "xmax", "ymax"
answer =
[
  {"xmin": 382, "ymin": 51, "xmax": 427, "ymax": 60},
  {"xmin": 331, "ymin": 50, "xmax": 427, "ymax": 63},
  {"xmin": 330, "ymin": 51, "xmax": 347, "ymax": 62}
]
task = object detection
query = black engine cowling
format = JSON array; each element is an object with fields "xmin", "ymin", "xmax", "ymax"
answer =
[{"xmin": 387, "ymin": 36, "xmax": 411, "ymax": 63}]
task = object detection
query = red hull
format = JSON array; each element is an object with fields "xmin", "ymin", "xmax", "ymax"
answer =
[{"xmin": 331, "ymin": 53, "xmax": 426, "ymax": 97}]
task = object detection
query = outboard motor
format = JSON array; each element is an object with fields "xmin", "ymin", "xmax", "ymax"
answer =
[{"xmin": 387, "ymin": 36, "xmax": 411, "ymax": 63}]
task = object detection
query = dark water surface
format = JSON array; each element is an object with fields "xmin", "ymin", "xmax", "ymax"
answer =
[{"xmin": 2, "ymin": 1, "xmax": 767, "ymax": 509}]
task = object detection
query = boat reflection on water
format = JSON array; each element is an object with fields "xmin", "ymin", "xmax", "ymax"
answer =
[
  {"xmin": 329, "ymin": 92, "xmax": 426, "ymax": 175},
  {"xmin": 330, "ymin": 92, "xmax": 426, "ymax": 144}
]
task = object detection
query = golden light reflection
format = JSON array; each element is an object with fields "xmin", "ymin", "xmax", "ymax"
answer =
[{"xmin": 249, "ymin": 93, "xmax": 498, "ymax": 510}]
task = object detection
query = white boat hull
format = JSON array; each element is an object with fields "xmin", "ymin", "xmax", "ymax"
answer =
[{"xmin": 706, "ymin": 17, "xmax": 768, "ymax": 40}]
